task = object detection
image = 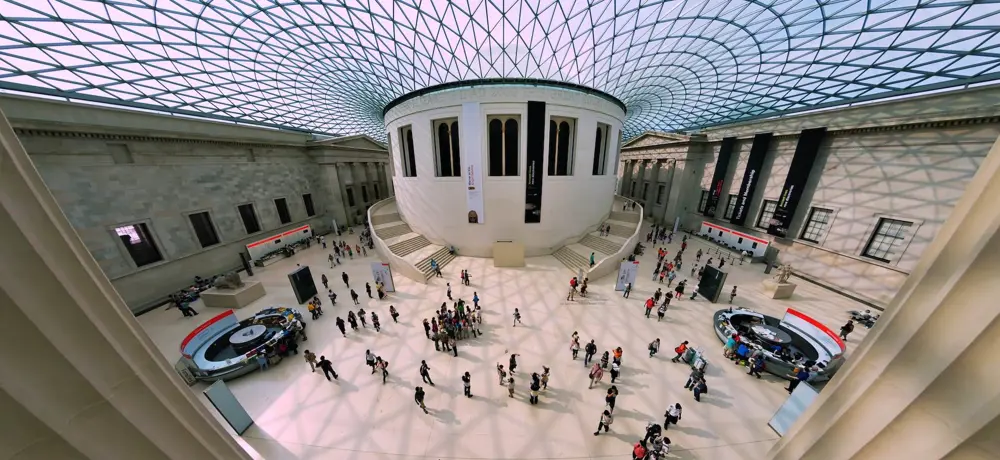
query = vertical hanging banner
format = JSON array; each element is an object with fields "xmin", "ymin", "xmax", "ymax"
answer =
[
  {"xmin": 615, "ymin": 260, "xmax": 640, "ymax": 291},
  {"xmin": 730, "ymin": 132, "xmax": 773, "ymax": 226},
  {"xmin": 768, "ymin": 128, "xmax": 827, "ymax": 237},
  {"xmin": 525, "ymin": 101, "xmax": 546, "ymax": 223},
  {"xmin": 461, "ymin": 102, "xmax": 485, "ymax": 223},
  {"xmin": 370, "ymin": 262, "xmax": 395, "ymax": 292},
  {"xmin": 703, "ymin": 137, "xmax": 736, "ymax": 217}
]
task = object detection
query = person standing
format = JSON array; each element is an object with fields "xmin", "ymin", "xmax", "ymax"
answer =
[
  {"xmin": 422, "ymin": 318, "xmax": 431, "ymax": 338},
  {"xmin": 321, "ymin": 273, "xmax": 329, "ymax": 290},
  {"xmin": 365, "ymin": 350, "xmax": 377, "ymax": 374},
  {"xmin": 657, "ymin": 302, "xmax": 667, "ymax": 322},
  {"xmin": 366, "ymin": 282, "xmax": 373, "ymax": 299},
  {"xmin": 513, "ymin": 308, "xmax": 523, "ymax": 327},
  {"xmin": 664, "ymin": 403, "xmax": 682, "ymax": 430},
  {"xmin": 684, "ymin": 367, "xmax": 704, "ymax": 389},
  {"xmin": 672, "ymin": 341, "xmax": 689, "ymax": 363},
  {"xmin": 372, "ymin": 312, "xmax": 381, "ymax": 332},
  {"xmin": 377, "ymin": 357, "xmax": 390, "ymax": 384},
  {"xmin": 730, "ymin": 286, "xmax": 738, "ymax": 304},
  {"xmin": 600, "ymin": 351, "xmax": 610, "ymax": 369},
  {"xmin": 414, "ymin": 386, "xmax": 428, "ymax": 414},
  {"xmin": 462, "ymin": 372, "xmax": 473, "ymax": 398},
  {"xmin": 496, "ymin": 364, "xmax": 507, "ymax": 385},
  {"xmin": 328, "ymin": 253, "xmax": 335, "ymax": 268},
  {"xmin": 342, "ymin": 271, "xmax": 349, "ymax": 287},
  {"xmin": 317, "ymin": 356, "xmax": 338, "ymax": 381},
  {"xmin": 623, "ymin": 283, "xmax": 632, "ymax": 299},
  {"xmin": 304, "ymin": 349, "xmax": 317, "ymax": 372},
  {"xmin": 540, "ymin": 366, "xmax": 550, "ymax": 390},
  {"xmin": 507, "ymin": 376, "xmax": 516, "ymax": 398},
  {"xmin": 256, "ymin": 353, "xmax": 268, "ymax": 371},
  {"xmin": 567, "ymin": 277, "xmax": 578, "ymax": 301},
  {"xmin": 648, "ymin": 338, "xmax": 660, "ymax": 357},
  {"xmin": 447, "ymin": 282, "xmax": 453, "ymax": 300},
  {"xmin": 509, "ymin": 353, "xmax": 519, "ymax": 374},
  {"xmin": 645, "ymin": 297, "xmax": 655, "ymax": 318},
  {"xmin": 418, "ymin": 360, "xmax": 434, "ymax": 385},
  {"xmin": 748, "ymin": 355, "xmax": 765, "ymax": 378},
  {"xmin": 350, "ymin": 289, "xmax": 360, "ymax": 305},
  {"xmin": 336, "ymin": 316, "xmax": 347, "ymax": 336},
  {"xmin": 605, "ymin": 386, "xmax": 618, "ymax": 413},
  {"xmin": 593, "ymin": 410, "xmax": 613, "ymax": 436},
  {"xmin": 529, "ymin": 373, "xmax": 540, "ymax": 405},
  {"xmin": 358, "ymin": 308, "xmax": 367, "ymax": 328},
  {"xmin": 786, "ymin": 367, "xmax": 810, "ymax": 393},
  {"xmin": 570, "ymin": 336, "xmax": 581, "ymax": 360},
  {"xmin": 610, "ymin": 360, "xmax": 620, "ymax": 383},
  {"xmin": 840, "ymin": 320, "xmax": 855, "ymax": 340},
  {"xmin": 588, "ymin": 362, "xmax": 604, "ymax": 389},
  {"xmin": 632, "ymin": 440, "xmax": 648, "ymax": 460},
  {"xmin": 643, "ymin": 422, "xmax": 663, "ymax": 446},
  {"xmin": 473, "ymin": 292, "xmax": 480, "ymax": 308},
  {"xmin": 584, "ymin": 340, "xmax": 597, "ymax": 366},
  {"xmin": 693, "ymin": 377, "xmax": 707, "ymax": 402},
  {"xmin": 389, "ymin": 305, "xmax": 399, "ymax": 323}
]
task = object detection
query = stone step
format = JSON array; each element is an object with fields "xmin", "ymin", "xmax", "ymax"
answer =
[
  {"xmin": 580, "ymin": 234, "xmax": 621, "ymax": 255},
  {"xmin": 389, "ymin": 235, "xmax": 430, "ymax": 257},
  {"xmin": 417, "ymin": 247, "xmax": 456, "ymax": 279},
  {"xmin": 375, "ymin": 223, "xmax": 412, "ymax": 239},
  {"xmin": 370, "ymin": 213, "xmax": 401, "ymax": 226},
  {"xmin": 604, "ymin": 221, "xmax": 636, "ymax": 238},
  {"xmin": 610, "ymin": 210, "xmax": 641, "ymax": 223},
  {"xmin": 553, "ymin": 246, "xmax": 589, "ymax": 272}
]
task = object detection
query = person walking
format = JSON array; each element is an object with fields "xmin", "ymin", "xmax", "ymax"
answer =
[
  {"xmin": 589, "ymin": 252, "xmax": 595, "ymax": 267},
  {"xmin": 593, "ymin": 410, "xmax": 613, "ymax": 436},
  {"xmin": 786, "ymin": 367, "xmax": 810, "ymax": 393},
  {"xmin": 336, "ymin": 316, "xmax": 347, "ymax": 336},
  {"xmin": 423, "ymin": 318, "xmax": 431, "ymax": 338},
  {"xmin": 648, "ymin": 338, "xmax": 660, "ymax": 358},
  {"xmin": 840, "ymin": 320, "xmax": 855, "ymax": 340},
  {"xmin": 365, "ymin": 350, "xmax": 377, "ymax": 374},
  {"xmin": 541, "ymin": 366, "xmax": 550, "ymax": 390},
  {"xmin": 623, "ymin": 283, "xmax": 632, "ymax": 299},
  {"xmin": 729, "ymin": 286, "xmax": 738, "ymax": 303},
  {"xmin": 664, "ymin": 403, "xmax": 682, "ymax": 430},
  {"xmin": 496, "ymin": 363, "xmax": 507, "ymax": 385},
  {"xmin": 529, "ymin": 373, "xmax": 541, "ymax": 405},
  {"xmin": 328, "ymin": 253, "xmax": 335, "ymax": 268},
  {"xmin": 610, "ymin": 360, "xmax": 620, "ymax": 383},
  {"xmin": 462, "ymin": 372, "xmax": 473, "ymax": 397},
  {"xmin": 472, "ymin": 292, "xmax": 479, "ymax": 308},
  {"xmin": 342, "ymin": 271, "xmax": 349, "ymax": 287},
  {"xmin": 358, "ymin": 308, "xmax": 368, "ymax": 328},
  {"xmin": 304, "ymin": 349, "xmax": 317, "ymax": 372},
  {"xmin": 643, "ymin": 422, "xmax": 663, "ymax": 446},
  {"xmin": 372, "ymin": 312, "xmax": 381, "ymax": 332},
  {"xmin": 321, "ymin": 273, "xmax": 329, "ymax": 290},
  {"xmin": 672, "ymin": 341, "xmax": 689, "ymax": 363},
  {"xmin": 570, "ymin": 336, "xmax": 581, "ymax": 360},
  {"xmin": 632, "ymin": 441, "xmax": 648, "ymax": 460},
  {"xmin": 317, "ymin": 356, "xmax": 338, "ymax": 381},
  {"xmin": 657, "ymin": 302, "xmax": 667, "ymax": 322},
  {"xmin": 418, "ymin": 360, "xmax": 434, "ymax": 385},
  {"xmin": 588, "ymin": 362, "xmax": 604, "ymax": 389},
  {"xmin": 377, "ymin": 357, "xmax": 390, "ymax": 384},
  {"xmin": 328, "ymin": 289, "xmax": 337, "ymax": 306},
  {"xmin": 605, "ymin": 386, "xmax": 619, "ymax": 413},
  {"xmin": 513, "ymin": 308, "xmax": 523, "ymax": 327},
  {"xmin": 567, "ymin": 277, "xmax": 578, "ymax": 301},
  {"xmin": 414, "ymin": 386, "xmax": 428, "ymax": 414},
  {"xmin": 584, "ymin": 340, "xmax": 597, "ymax": 366},
  {"xmin": 447, "ymin": 283, "xmax": 453, "ymax": 300},
  {"xmin": 366, "ymin": 282, "xmax": 373, "ymax": 299},
  {"xmin": 509, "ymin": 353, "xmax": 519, "ymax": 374},
  {"xmin": 389, "ymin": 305, "xmax": 399, "ymax": 323},
  {"xmin": 350, "ymin": 289, "xmax": 360, "ymax": 305},
  {"xmin": 600, "ymin": 351, "xmax": 610, "ymax": 369},
  {"xmin": 645, "ymin": 297, "xmax": 655, "ymax": 318},
  {"xmin": 684, "ymin": 367, "xmax": 704, "ymax": 389},
  {"xmin": 693, "ymin": 377, "xmax": 708, "ymax": 402},
  {"xmin": 507, "ymin": 376, "xmax": 516, "ymax": 398}
]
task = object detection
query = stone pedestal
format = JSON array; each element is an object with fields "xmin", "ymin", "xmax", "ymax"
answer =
[
  {"xmin": 762, "ymin": 279, "xmax": 797, "ymax": 299},
  {"xmin": 200, "ymin": 281, "xmax": 266, "ymax": 309}
]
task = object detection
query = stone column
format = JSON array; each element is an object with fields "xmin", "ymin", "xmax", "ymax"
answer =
[
  {"xmin": 0, "ymin": 109, "xmax": 250, "ymax": 460},
  {"xmin": 633, "ymin": 160, "xmax": 649, "ymax": 201},
  {"xmin": 618, "ymin": 159, "xmax": 634, "ymax": 196},
  {"xmin": 645, "ymin": 160, "xmax": 662, "ymax": 205},
  {"xmin": 768, "ymin": 135, "xmax": 1000, "ymax": 460},
  {"xmin": 336, "ymin": 162, "xmax": 354, "ymax": 226},
  {"xmin": 657, "ymin": 160, "xmax": 676, "ymax": 226},
  {"xmin": 376, "ymin": 161, "xmax": 389, "ymax": 200}
]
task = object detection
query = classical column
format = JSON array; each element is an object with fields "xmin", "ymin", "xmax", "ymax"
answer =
[
  {"xmin": 633, "ymin": 160, "xmax": 649, "ymax": 201},
  {"xmin": 0, "ymin": 109, "xmax": 250, "ymax": 459},
  {"xmin": 768, "ymin": 135, "xmax": 1000, "ymax": 460},
  {"xmin": 618, "ymin": 159, "xmax": 634, "ymax": 196},
  {"xmin": 336, "ymin": 162, "xmax": 354, "ymax": 226},
  {"xmin": 657, "ymin": 160, "xmax": 676, "ymax": 226},
  {"xmin": 376, "ymin": 161, "xmax": 389, "ymax": 200},
  {"xmin": 645, "ymin": 160, "xmax": 662, "ymax": 205}
]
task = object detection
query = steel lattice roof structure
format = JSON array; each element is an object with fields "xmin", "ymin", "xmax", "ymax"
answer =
[{"xmin": 1, "ymin": 0, "xmax": 999, "ymax": 140}]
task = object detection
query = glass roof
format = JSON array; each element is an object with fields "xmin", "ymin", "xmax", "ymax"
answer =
[{"xmin": 1, "ymin": 1, "xmax": 999, "ymax": 140}]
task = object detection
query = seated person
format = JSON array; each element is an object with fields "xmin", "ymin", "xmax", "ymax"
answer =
[{"xmin": 448, "ymin": 245, "xmax": 456, "ymax": 255}]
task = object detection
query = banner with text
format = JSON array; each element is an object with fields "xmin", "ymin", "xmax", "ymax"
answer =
[
  {"xmin": 615, "ymin": 260, "xmax": 640, "ymax": 291},
  {"xmin": 461, "ymin": 102, "xmax": 485, "ymax": 223},
  {"xmin": 730, "ymin": 132, "xmax": 772, "ymax": 226},
  {"xmin": 370, "ymin": 262, "xmax": 395, "ymax": 292},
  {"xmin": 525, "ymin": 101, "xmax": 546, "ymax": 223},
  {"xmin": 703, "ymin": 137, "xmax": 736, "ymax": 217},
  {"xmin": 768, "ymin": 128, "xmax": 826, "ymax": 237}
]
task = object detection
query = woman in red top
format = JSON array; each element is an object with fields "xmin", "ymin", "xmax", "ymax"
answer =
[{"xmin": 632, "ymin": 440, "xmax": 647, "ymax": 459}]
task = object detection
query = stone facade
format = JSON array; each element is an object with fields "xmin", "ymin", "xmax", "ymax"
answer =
[{"xmin": 2, "ymin": 95, "xmax": 390, "ymax": 312}]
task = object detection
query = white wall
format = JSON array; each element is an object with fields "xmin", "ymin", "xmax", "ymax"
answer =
[{"xmin": 385, "ymin": 85, "xmax": 625, "ymax": 256}]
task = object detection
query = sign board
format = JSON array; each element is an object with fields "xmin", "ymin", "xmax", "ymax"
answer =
[
  {"xmin": 703, "ymin": 137, "xmax": 736, "ymax": 217},
  {"xmin": 615, "ymin": 260, "xmax": 640, "ymax": 291},
  {"xmin": 371, "ymin": 262, "xmax": 395, "ymax": 292},
  {"xmin": 180, "ymin": 310, "xmax": 239, "ymax": 359},
  {"xmin": 769, "ymin": 383, "xmax": 819, "ymax": 436},
  {"xmin": 768, "ymin": 128, "xmax": 827, "ymax": 236},
  {"xmin": 780, "ymin": 308, "xmax": 846, "ymax": 358}
]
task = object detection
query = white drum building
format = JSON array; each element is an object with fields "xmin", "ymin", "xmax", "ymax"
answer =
[{"xmin": 383, "ymin": 81, "xmax": 626, "ymax": 257}]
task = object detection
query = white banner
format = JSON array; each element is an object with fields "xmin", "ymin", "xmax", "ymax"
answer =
[
  {"xmin": 371, "ymin": 262, "xmax": 395, "ymax": 292},
  {"xmin": 245, "ymin": 224, "xmax": 312, "ymax": 261},
  {"xmin": 615, "ymin": 260, "xmax": 640, "ymax": 291},
  {"xmin": 461, "ymin": 102, "xmax": 485, "ymax": 223}
]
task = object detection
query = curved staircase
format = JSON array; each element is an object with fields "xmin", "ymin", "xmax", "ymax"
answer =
[
  {"xmin": 369, "ymin": 198, "xmax": 458, "ymax": 283},
  {"xmin": 552, "ymin": 197, "xmax": 642, "ymax": 274}
]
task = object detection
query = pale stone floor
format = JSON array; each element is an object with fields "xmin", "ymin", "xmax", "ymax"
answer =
[{"xmin": 138, "ymin": 224, "xmax": 870, "ymax": 460}]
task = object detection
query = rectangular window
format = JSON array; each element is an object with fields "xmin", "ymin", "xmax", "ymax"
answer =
[
  {"xmin": 432, "ymin": 118, "xmax": 461, "ymax": 177},
  {"xmin": 237, "ymin": 203, "xmax": 261, "ymax": 234},
  {"xmin": 398, "ymin": 125, "xmax": 417, "ymax": 177},
  {"xmin": 592, "ymin": 123, "xmax": 611, "ymax": 175},
  {"xmin": 346, "ymin": 187, "xmax": 356, "ymax": 207},
  {"xmin": 547, "ymin": 116, "xmax": 576, "ymax": 176},
  {"xmin": 698, "ymin": 190, "xmax": 709, "ymax": 212},
  {"xmin": 361, "ymin": 185, "xmax": 369, "ymax": 203},
  {"xmin": 488, "ymin": 115, "xmax": 519, "ymax": 176},
  {"xmin": 115, "ymin": 222, "xmax": 163, "ymax": 267},
  {"xmin": 374, "ymin": 183, "xmax": 381, "ymax": 200},
  {"xmin": 724, "ymin": 193, "xmax": 738, "ymax": 219},
  {"xmin": 188, "ymin": 211, "xmax": 220, "ymax": 248},
  {"xmin": 800, "ymin": 207, "xmax": 833, "ymax": 243},
  {"xmin": 274, "ymin": 198, "xmax": 291, "ymax": 224},
  {"xmin": 756, "ymin": 200, "xmax": 778, "ymax": 230},
  {"xmin": 302, "ymin": 193, "xmax": 315, "ymax": 217},
  {"xmin": 863, "ymin": 218, "xmax": 913, "ymax": 262},
  {"xmin": 656, "ymin": 184, "xmax": 666, "ymax": 205}
]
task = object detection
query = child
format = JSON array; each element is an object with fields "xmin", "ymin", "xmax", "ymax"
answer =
[
  {"xmin": 513, "ymin": 308, "xmax": 523, "ymax": 326},
  {"xmin": 507, "ymin": 377, "xmax": 516, "ymax": 398},
  {"xmin": 541, "ymin": 366, "xmax": 550, "ymax": 390}
]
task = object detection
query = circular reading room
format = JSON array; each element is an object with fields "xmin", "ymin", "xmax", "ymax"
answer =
[{"xmin": 2, "ymin": 2, "xmax": 1000, "ymax": 460}]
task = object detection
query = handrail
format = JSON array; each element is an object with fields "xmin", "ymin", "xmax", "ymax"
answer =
[
  {"xmin": 586, "ymin": 195, "xmax": 644, "ymax": 280},
  {"xmin": 367, "ymin": 197, "xmax": 428, "ymax": 284}
]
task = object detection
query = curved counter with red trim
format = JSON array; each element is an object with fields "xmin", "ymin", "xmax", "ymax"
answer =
[{"xmin": 713, "ymin": 307, "xmax": 846, "ymax": 382}]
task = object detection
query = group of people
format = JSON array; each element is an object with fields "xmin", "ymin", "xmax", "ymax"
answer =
[
  {"xmin": 325, "ymin": 239, "xmax": 367, "ymax": 267},
  {"xmin": 495, "ymin": 353, "xmax": 547, "ymax": 404},
  {"xmin": 329, "ymin": 304, "xmax": 400, "ymax": 336},
  {"xmin": 567, "ymin": 276, "xmax": 590, "ymax": 300},
  {"xmin": 423, "ymin": 298, "xmax": 483, "ymax": 357}
]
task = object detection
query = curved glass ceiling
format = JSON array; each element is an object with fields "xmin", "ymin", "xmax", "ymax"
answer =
[{"xmin": 1, "ymin": 1, "xmax": 999, "ymax": 140}]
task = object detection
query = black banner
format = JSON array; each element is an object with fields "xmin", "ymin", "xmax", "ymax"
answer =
[
  {"xmin": 730, "ymin": 132, "xmax": 772, "ymax": 226},
  {"xmin": 767, "ymin": 128, "xmax": 827, "ymax": 237},
  {"xmin": 525, "ymin": 101, "xmax": 546, "ymax": 223},
  {"xmin": 703, "ymin": 137, "xmax": 737, "ymax": 217}
]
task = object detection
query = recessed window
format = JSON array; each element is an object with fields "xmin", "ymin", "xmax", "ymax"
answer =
[
  {"xmin": 237, "ymin": 203, "xmax": 261, "ymax": 234},
  {"xmin": 724, "ymin": 193, "xmax": 738, "ymax": 219},
  {"xmin": 756, "ymin": 200, "xmax": 777, "ymax": 230},
  {"xmin": 800, "ymin": 207, "xmax": 833, "ymax": 243},
  {"xmin": 361, "ymin": 185, "xmax": 369, "ymax": 203},
  {"xmin": 656, "ymin": 184, "xmax": 666, "ymax": 205},
  {"xmin": 698, "ymin": 190, "xmax": 709, "ymax": 212},
  {"xmin": 863, "ymin": 218, "xmax": 913, "ymax": 262},
  {"xmin": 188, "ymin": 211, "xmax": 220, "ymax": 248},
  {"xmin": 547, "ymin": 116, "xmax": 576, "ymax": 176},
  {"xmin": 592, "ymin": 123, "xmax": 611, "ymax": 175},
  {"xmin": 346, "ymin": 187, "xmax": 356, "ymax": 207},
  {"xmin": 115, "ymin": 222, "xmax": 163, "ymax": 267},
  {"xmin": 302, "ymin": 193, "xmax": 315, "ymax": 217},
  {"xmin": 432, "ymin": 118, "xmax": 461, "ymax": 177},
  {"xmin": 274, "ymin": 198, "xmax": 291, "ymax": 224},
  {"xmin": 398, "ymin": 125, "xmax": 417, "ymax": 177},
  {"xmin": 488, "ymin": 115, "xmax": 519, "ymax": 176},
  {"xmin": 374, "ymin": 183, "xmax": 381, "ymax": 200}
]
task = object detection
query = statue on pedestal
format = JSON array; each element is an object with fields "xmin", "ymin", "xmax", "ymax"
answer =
[
  {"xmin": 213, "ymin": 272, "xmax": 245, "ymax": 290},
  {"xmin": 774, "ymin": 264, "xmax": 793, "ymax": 284}
]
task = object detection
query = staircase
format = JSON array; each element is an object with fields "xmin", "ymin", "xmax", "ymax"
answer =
[
  {"xmin": 552, "ymin": 197, "xmax": 642, "ymax": 273},
  {"xmin": 553, "ymin": 246, "xmax": 590, "ymax": 273},
  {"xmin": 603, "ymin": 222, "xmax": 635, "ymax": 238},
  {"xmin": 416, "ymin": 247, "xmax": 457, "ymax": 280},
  {"xmin": 376, "ymin": 223, "xmax": 412, "ymax": 239},
  {"xmin": 580, "ymin": 234, "xmax": 620, "ymax": 255},
  {"xmin": 371, "ymin": 213, "xmax": 401, "ymax": 226},
  {"xmin": 389, "ymin": 235, "xmax": 431, "ymax": 256}
]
